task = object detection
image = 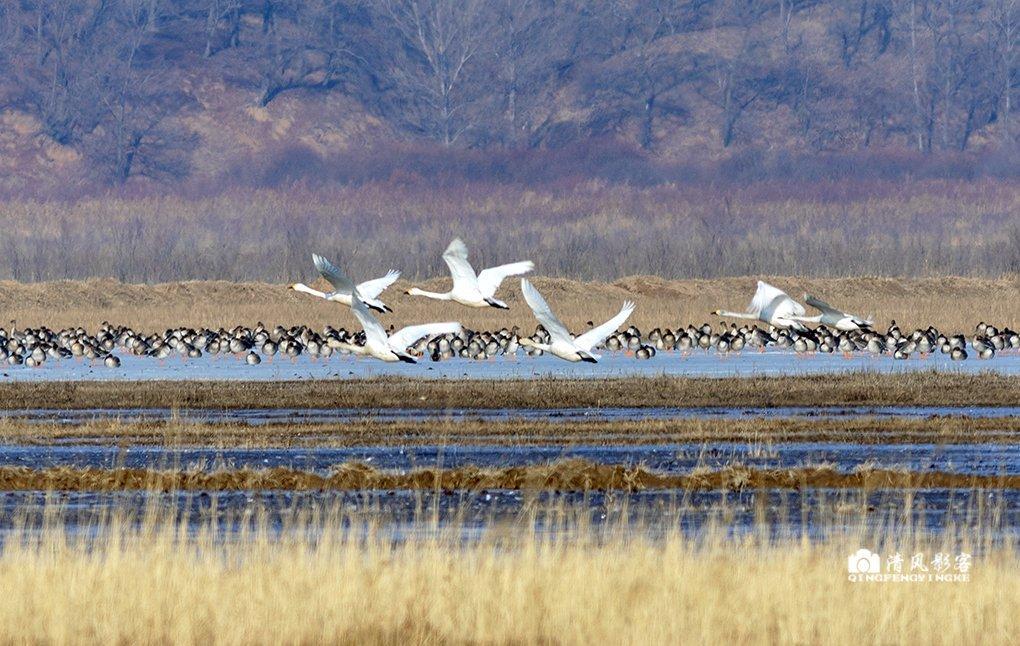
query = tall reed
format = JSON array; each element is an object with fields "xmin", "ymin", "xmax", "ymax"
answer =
[{"xmin": 0, "ymin": 496, "xmax": 1014, "ymax": 644}]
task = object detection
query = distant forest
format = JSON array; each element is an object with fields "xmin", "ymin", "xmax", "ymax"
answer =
[{"xmin": 0, "ymin": 0, "xmax": 1017, "ymax": 188}]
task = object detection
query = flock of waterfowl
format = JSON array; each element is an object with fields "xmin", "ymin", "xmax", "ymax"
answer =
[{"xmin": 1, "ymin": 238, "xmax": 1018, "ymax": 369}]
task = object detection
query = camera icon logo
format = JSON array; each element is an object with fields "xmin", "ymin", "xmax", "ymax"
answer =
[{"xmin": 848, "ymin": 548, "xmax": 881, "ymax": 574}]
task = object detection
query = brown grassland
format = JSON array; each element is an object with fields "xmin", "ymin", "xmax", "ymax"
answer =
[
  {"xmin": 2, "ymin": 275, "xmax": 1019, "ymax": 333},
  {"xmin": 0, "ymin": 505, "xmax": 1015, "ymax": 645},
  {"xmin": 1, "ymin": 415, "xmax": 1018, "ymax": 448},
  {"xmin": 1, "ymin": 373, "xmax": 1017, "ymax": 410}
]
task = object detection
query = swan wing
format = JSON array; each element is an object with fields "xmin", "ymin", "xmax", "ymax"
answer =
[
  {"xmin": 441, "ymin": 238, "xmax": 479, "ymax": 294},
  {"xmin": 804, "ymin": 294, "xmax": 842, "ymax": 316},
  {"xmin": 784, "ymin": 295, "xmax": 806, "ymax": 317},
  {"xmin": 520, "ymin": 279, "xmax": 573, "ymax": 344},
  {"xmin": 476, "ymin": 261, "xmax": 535, "ymax": 298},
  {"xmin": 748, "ymin": 281, "xmax": 789, "ymax": 315},
  {"xmin": 764, "ymin": 296, "xmax": 806, "ymax": 321},
  {"xmin": 313, "ymin": 254, "xmax": 356, "ymax": 295},
  {"xmin": 388, "ymin": 322, "xmax": 461, "ymax": 351},
  {"xmin": 574, "ymin": 301, "xmax": 636, "ymax": 352},
  {"xmin": 357, "ymin": 270, "xmax": 401, "ymax": 300},
  {"xmin": 350, "ymin": 293, "xmax": 389, "ymax": 348}
]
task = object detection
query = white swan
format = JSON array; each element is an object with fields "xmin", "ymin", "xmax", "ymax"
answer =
[
  {"xmin": 518, "ymin": 279, "xmax": 635, "ymax": 362},
  {"xmin": 712, "ymin": 281, "xmax": 808, "ymax": 331},
  {"xmin": 290, "ymin": 254, "xmax": 400, "ymax": 313},
  {"xmin": 794, "ymin": 294, "xmax": 873, "ymax": 331},
  {"xmin": 347, "ymin": 293, "xmax": 461, "ymax": 363},
  {"xmin": 405, "ymin": 238, "xmax": 534, "ymax": 309}
]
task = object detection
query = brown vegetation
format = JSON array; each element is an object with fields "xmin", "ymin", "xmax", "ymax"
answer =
[
  {"xmin": 1, "ymin": 373, "xmax": 1016, "ymax": 411},
  {"xmin": 0, "ymin": 509, "xmax": 1015, "ymax": 644},
  {"xmin": 2, "ymin": 273, "xmax": 1019, "ymax": 333},
  {"xmin": 2, "ymin": 181, "xmax": 1020, "ymax": 283},
  {"xmin": 1, "ymin": 461, "xmax": 1017, "ymax": 493},
  {"xmin": 2, "ymin": 415, "xmax": 1018, "ymax": 448}
]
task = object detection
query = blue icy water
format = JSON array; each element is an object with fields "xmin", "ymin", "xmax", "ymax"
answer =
[
  {"xmin": 0, "ymin": 441, "xmax": 1015, "ymax": 475},
  {"xmin": 0, "ymin": 348, "xmax": 1018, "ymax": 381},
  {"xmin": 1, "ymin": 488, "xmax": 1016, "ymax": 543}
]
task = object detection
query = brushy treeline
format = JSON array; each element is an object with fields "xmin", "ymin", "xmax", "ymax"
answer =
[
  {"xmin": 0, "ymin": 0, "xmax": 1018, "ymax": 186},
  {"xmin": 0, "ymin": 176, "xmax": 1017, "ymax": 282}
]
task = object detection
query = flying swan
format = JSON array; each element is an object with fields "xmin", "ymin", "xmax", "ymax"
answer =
[
  {"xmin": 345, "ymin": 292, "xmax": 461, "ymax": 363},
  {"xmin": 405, "ymin": 238, "xmax": 534, "ymax": 309},
  {"xmin": 712, "ymin": 281, "xmax": 808, "ymax": 331},
  {"xmin": 518, "ymin": 278, "xmax": 635, "ymax": 362},
  {"xmin": 290, "ymin": 254, "xmax": 400, "ymax": 313},
  {"xmin": 795, "ymin": 295, "xmax": 873, "ymax": 331}
]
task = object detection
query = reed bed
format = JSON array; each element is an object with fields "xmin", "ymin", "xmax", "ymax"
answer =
[
  {"xmin": 0, "ymin": 415, "xmax": 1017, "ymax": 448},
  {"xmin": 1, "ymin": 180, "xmax": 1017, "ymax": 285},
  {"xmin": 1, "ymin": 372, "xmax": 1016, "ymax": 410},
  {"xmin": 0, "ymin": 497, "xmax": 1015, "ymax": 644},
  {"xmin": 0, "ymin": 461, "xmax": 1017, "ymax": 492}
]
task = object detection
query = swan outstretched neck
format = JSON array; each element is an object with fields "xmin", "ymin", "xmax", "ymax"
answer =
[
  {"xmin": 405, "ymin": 287, "xmax": 452, "ymax": 300},
  {"xmin": 290, "ymin": 283, "xmax": 328, "ymax": 299},
  {"xmin": 713, "ymin": 281, "xmax": 807, "ymax": 330},
  {"xmin": 520, "ymin": 278, "xmax": 635, "ymax": 362},
  {"xmin": 711, "ymin": 310, "xmax": 757, "ymax": 320},
  {"xmin": 290, "ymin": 254, "xmax": 399, "ymax": 313},
  {"xmin": 405, "ymin": 238, "xmax": 534, "ymax": 308}
]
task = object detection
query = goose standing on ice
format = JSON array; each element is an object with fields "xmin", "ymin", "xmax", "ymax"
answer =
[
  {"xmin": 290, "ymin": 254, "xmax": 400, "ymax": 313},
  {"xmin": 712, "ymin": 281, "xmax": 809, "ymax": 331},
  {"xmin": 794, "ymin": 294, "xmax": 873, "ymax": 331},
  {"xmin": 348, "ymin": 293, "xmax": 461, "ymax": 363},
  {"xmin": 405, "ymin": 238, "xmax": 534, "ymax": 309},
  {"xmin": 518, "ymin": 279, "xmax": 635, "ymax": 362}
]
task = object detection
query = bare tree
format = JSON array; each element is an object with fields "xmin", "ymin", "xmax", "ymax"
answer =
[
  {"xmin": 83, "ymin": 1, "xmax": 197, "ymax": 182},
  {"xmin": 695, "ymin": 1, "xmax": 778, "ymax": 147},
  {"xmin": 0, "ymin": 3, "xmax": 22, "ymax": 100},
  {"xmin": 489, "ymin": 0, "xmax": 551, "ymax": 145},
  {"xmin": 201, "ymin": 0, "xmax": 242, "ymax": 57},
  {"xmin": 251, "ymin": 0, "xmax": 367, "ymax": 107},
  {"xmin": 13, "ymin": 1, "xmax": 111, "ymax": 145},
  {"xmin": 381, "ymin": 0, "xmax": 494, "ymax": 145},
  {"xmin": 991, "ymin": 0, "xmax": 1018, "ymax": 143},
  {"xmin": 834, "ymin": 0, "xmax": 893, "ymax": 68},
  {"xmin": 581, "ymin": 1, "xmax": 707, "ymax": 149}
]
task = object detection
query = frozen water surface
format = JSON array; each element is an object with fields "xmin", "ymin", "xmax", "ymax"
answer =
[
  {"xmin": 0, "ymin": 441, "xmax": 1015, "ymax": 475},
  {"xmin": 0, "ymin": 349, "xmax": 1018, "ymax": 382}
]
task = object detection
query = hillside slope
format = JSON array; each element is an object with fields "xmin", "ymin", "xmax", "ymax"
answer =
[{"xmin": 0, "ymin": 1, "xmax": 1016, "ymax": 194}]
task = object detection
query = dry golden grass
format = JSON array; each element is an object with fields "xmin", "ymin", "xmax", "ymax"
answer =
[
  {"xmin": 1, "ymin": 372, "xmax": 1016, "ymax": 410},
  {"xmin": 1, "ymin": 415, "xmax": 1017, "ymax": 448},
  {"xmin": 0, "ymin": 508, "xmax": 1015, "ymax": 644},
  {"xmin": 0, "ymin": 461, "xmax": 1016, "ymax": 492},
  {"xmin": 1, "ymin": 274, "xmax": 1018, "ymax": 332}
]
